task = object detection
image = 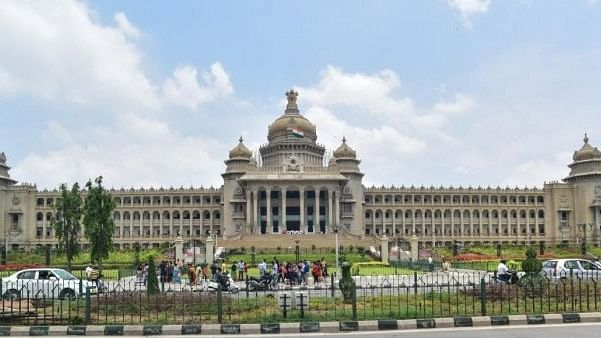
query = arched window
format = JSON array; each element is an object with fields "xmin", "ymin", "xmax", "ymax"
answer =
[
  {"xmin": 538, "ymin": 210, "xmax": 545, "ymax": 218},
  {"xmin": 113, "ymin": 211, "xmax": 121, "ymax": 221},
  {"xmin": 203, "ymin": 211, "xmax": 210, "ymax": 220},
  {"xmin": 36, "ymin": 212, "xmax": 43, "ymax": 221},
  {"xmin": 162, "ymin": 211, "xmax": 171, "ymax": 220}
]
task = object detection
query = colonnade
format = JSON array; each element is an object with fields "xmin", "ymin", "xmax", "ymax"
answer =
[{"xmin": 244, "ymin": 186, "xmax": 340, "ymax": 234}]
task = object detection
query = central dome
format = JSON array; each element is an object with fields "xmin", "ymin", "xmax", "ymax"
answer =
[{"xmin": 267, "ymin": 90, "xmax": 317, "ymax": 142}]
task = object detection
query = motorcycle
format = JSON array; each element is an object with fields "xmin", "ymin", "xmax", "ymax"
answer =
[
  {"xmin": 247, "ymin": 274, "xmax": 278, "ymax": 291},
  {"xmin": 207, "ymin": 273, "xmax": 239, "ymax": 294},
  {"xmin": 492, "ymin": 270, "xmax": 520, "ymax": 285}
]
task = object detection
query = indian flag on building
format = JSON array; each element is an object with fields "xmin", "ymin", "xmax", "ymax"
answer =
[{"xmin": 291, "ymin": 128, "xmax": 304, "ymax": 138}]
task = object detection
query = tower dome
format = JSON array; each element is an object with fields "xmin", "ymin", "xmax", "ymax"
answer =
[
  {"xmin": 333, "ymin": 137, "xmax": 357, "ymax": 159},
  {"xmin": 573, "ymin": 133, "xmax": 601, "ymax": 162},
  {"xmin": 267, "ymin": 89, "xmax": 317, "ymax": 142},
  {"xmin": 228, "ymin": 137, "xmax": 252, "ymax": 159}
]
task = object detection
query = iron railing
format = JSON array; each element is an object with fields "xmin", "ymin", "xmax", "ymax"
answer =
[{"xmin": 1, "ymin": 270, "xmax": 601, "ymax": 325}]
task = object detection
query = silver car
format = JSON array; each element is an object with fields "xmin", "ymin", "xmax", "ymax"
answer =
[
  {"xmin": 1, "ymin": 268, "xmax": 97, "ymax": 300},
  {"xmin": 541, "ymin": 259, "xmax": 601, "ymax": 280}
]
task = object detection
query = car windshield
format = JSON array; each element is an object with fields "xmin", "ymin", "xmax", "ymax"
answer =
[{"xmin": 53, "ymin": 269, "xmax": 78, "ymax": 280}]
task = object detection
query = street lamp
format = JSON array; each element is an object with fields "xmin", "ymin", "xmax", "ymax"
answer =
[
  {"xmin": 577, "ymin": 222, "xmax": 593, "ymax": 256},
  {"xmin": 295, "ymin": 240, "xmax": 300, "ymax": 263},
  {"xmin": 331, "ymin": 223, "xmax": 341, "ymax": 280}
]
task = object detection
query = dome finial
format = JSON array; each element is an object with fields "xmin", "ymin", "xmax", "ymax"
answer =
[
  {"xmin": 584, "ymin": 133, "xmax": 589, "ymax": 144},
  {"xmin": 285, "ymin": 89, "xmax": 298, "ymax": 110},
  {"xmin": 342, "ymin": 136, "xmax": 346, "ymax": 144},
  {"xmin": 239, "ymin": 136, "xmax": 244, "ymax": 143}
]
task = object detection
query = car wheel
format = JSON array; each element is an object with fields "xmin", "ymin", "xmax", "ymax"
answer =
[
  {"xmin": 3, "ymin": 289, "xmax": 20, "ymax": 300},
  {"xmin": 230, "ymin": 287, "xmax": 239, "ymax": 294},
  {"xmin": 59, "ymin": 289, "xmax": 76, "ymax": 300},
  {"xmin": 248, "ymin": 283, "xmax": 256, "ymax": 291}
]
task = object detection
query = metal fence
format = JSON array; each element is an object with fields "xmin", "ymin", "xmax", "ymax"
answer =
[{"xmin": 2, "ymin": 271, "xmax": 601, "ymax": 325}]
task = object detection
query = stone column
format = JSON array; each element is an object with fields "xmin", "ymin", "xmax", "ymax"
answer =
[
  {"xmin": 335, "ymin": 190, "xmax": 340, "ymax": 226},
  {"xmin": 281, "ymin": 187, "xmax": 287, "ymax": 231},
  {"xmin": 246, "ymin": 190, "xmax": 251, "ymax": 230},
  {"xmin": 410, "ymin": 234, "xmax": 419, "ymax": 262},
  {"xmin": 266, "ymin": 188, "xmax": 272, "ymax": 231},
  {"xmin": 381, "ymin": 234, "xmax": 389, "ymax": 263},
  {"xmin": 299, "ymin": 187, "xmax": 305, "ymax": 232},
  {"xmin": 205, "ymin": 236, "xmax": 214, "ymax": 265},
  {"xmin": 392, "ymin": 210, "xmax": 396, "ymax": 236},
  {"xmin": 253, "ymin": 189, "xmax": 258, "ymax": 233},
  {"xmin": 328, "ymin": 189, "xmax": 333, "ymax": 230},
  {"xmin": 175, "ymin": 236, "xmax": 183, "ymax": 264},
  {"xmin": 315, "ymin": 189, "xmax": 320, "ymax": 233}
]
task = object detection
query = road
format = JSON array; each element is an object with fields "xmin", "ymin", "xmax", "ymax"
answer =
[{"xmin": 47, "ymin": 323, "xmax": 601, "ymax": 338}]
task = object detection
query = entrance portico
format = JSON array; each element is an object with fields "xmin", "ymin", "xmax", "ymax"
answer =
[{"xmin": 241, "ymin": 178, "xmax": 346, "ymax": 234}]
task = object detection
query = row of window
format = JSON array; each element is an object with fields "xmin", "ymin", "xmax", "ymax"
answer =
[
  {"xmin": 36, "ymin": 195, "xmax": 222, "ymax": 207},
  {"xmin": 37, "ymin": 210, "xmax": 222, "ymax": 222},
  {"xmin": 364, "ymin": 195, "xmax": 545, "ymax": 205},
  {"xmin": 365, "ymin": 209, "xmax": 545, "ymax": 219}
]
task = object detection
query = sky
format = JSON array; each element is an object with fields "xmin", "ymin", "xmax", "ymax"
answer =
[{"xmin": 1, "ymin": 0, "xmax": 600, "ymax": 190}]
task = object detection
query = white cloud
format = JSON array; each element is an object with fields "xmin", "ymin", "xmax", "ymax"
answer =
[
  {"xmin": 13, "ymin": 116, "xmax": 226, "ymax": 189},
  {"xmin": 297, "ymin": 66, "xmax": 474, "ymax": 185},
  {"xmin": 114, "ymin": 12, "xmax": 140, "ymax": 39},
  {"xmin": 448, "ymin": 0, "xmax": 491, "ymax": 28},
  {"xmin": 0, "ymin": 0, "xmax": 233, "ymax": 113},
  {"xmin": 1, "ymin": 0, "xmax": 234, "ymax": 189},
  {"xmin": 162, "ymin": 63, "xmax": 233, "ymax": 110}
]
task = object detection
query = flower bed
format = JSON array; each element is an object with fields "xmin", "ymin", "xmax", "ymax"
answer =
[{"xmin": 0, "ymin": 263, "xmax": 41, "ymax": 271}]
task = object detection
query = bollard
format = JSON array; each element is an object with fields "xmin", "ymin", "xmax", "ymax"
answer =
[
  {"xmin": 217, "ymin": 284, "xmax": 223, "ymax": 324},
  {"xmin": 480, "ymin": 277, "xmax": 486, "ymax": 316},
  {"xmin": 85, "ymin": 287, "xmax": 91, "ymax": 324}
]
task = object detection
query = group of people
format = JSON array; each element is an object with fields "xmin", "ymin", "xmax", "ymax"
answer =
[{"xmin": 253, "ymin": 257, "xmax": 329, "ymax": 286}]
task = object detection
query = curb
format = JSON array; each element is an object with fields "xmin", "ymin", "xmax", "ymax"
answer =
[{"xmin": 0, "ymin": 313, "xmax": 599, "ymax": 335}]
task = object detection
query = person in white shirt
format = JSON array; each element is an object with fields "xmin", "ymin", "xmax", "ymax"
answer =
[
  {"xmin": 258, "ymin": 260, "xmax": 267, "ymax": 276},
  {"xmin": 497, "ymin": 259, "xmax": 511, "ymax": 283},
  {"xmin": 85, "ymin": 264, "xmax": 93, "ymax": 280}
]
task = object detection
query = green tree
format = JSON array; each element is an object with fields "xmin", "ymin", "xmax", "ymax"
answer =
[
  {"xmin": 82, "ymin": 176, "xmax": 116, "ymax": 273},
  {"xmin": 52, "ymin": 183, "xmax": 84, "ymax": 271}
]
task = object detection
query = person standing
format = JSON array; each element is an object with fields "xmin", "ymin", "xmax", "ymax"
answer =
[{"xmin": 258, "ymin": 259, "xmax": 267, "ymax": 276}]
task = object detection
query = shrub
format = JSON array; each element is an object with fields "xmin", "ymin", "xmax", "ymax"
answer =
[
  {"xmin": 311, "ymin": 244, "xmax": 316, "ymax": 251},
  {"xmin": 146, "ymin": 257, "xmax": 160, "ymax": 295}
]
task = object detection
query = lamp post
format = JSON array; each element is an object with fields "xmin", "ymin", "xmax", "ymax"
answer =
[
  {"xmin": 295, "ymin": 240, "xmax": 300, "ymax": 263},
  {"xmin": 331, "ymin": 223, "xmax": 340, "ymax": 280},
  {"xmin": 577, "ymin": 222, "xmax": 593, "ymax": 256}
]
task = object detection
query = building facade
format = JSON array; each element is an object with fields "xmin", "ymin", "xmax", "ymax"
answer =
[{"xmin": 2, "ymin": 90, "xmax": 601, "ymax": 249}]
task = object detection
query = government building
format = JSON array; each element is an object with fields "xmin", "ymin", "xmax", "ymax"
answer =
[{"xmin": 1, "ymin": 90, "xmax": 601, "ymax": 250}]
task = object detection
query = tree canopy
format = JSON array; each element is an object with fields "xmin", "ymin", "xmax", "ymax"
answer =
[
  {"xmin": 82, "ymin": 176, "xmax": 116, "ymax": 272},
  {"xmin": 52, "ymin": 182, "xmax": 84, "ymax": 271}
]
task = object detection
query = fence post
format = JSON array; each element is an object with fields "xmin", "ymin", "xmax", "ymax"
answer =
[
  {"xmin": 331, "ymin": 274, "xmax": 335, "ymax": 297},
  {"xmin": 161, "ymin": 278, "xmax": 165, "ymax": 293},
  {"xmin": 79, "ymin": 278, "xmax": 83, "ymax": 295},
  {"xmin": 413, "ymin": 272, "xmax": 418, "ymax": 295},
  {"xmin": 480, "ymin": 277, "xmax": 486, "ymax": 316},
  {"xmin": 85, "ymin": 287, "xmax": 91, "ymax": 324},
  {"xmin": 217, "ymin": 284, "xmax": 223, "ymax": 324},
  {"xmin": 351, "ymin": 281, "xmax": 357, "ymax": 321},
  {"xmin": 245, "ymin": 275, "xmax": 249, "ymax": 298}
]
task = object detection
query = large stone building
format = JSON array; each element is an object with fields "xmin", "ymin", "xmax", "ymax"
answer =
[{"xmin": 1, "ymin": 90, "xmax": 601, "ymax": 249}]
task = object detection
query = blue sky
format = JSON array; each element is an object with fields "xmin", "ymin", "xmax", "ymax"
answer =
[{"xmin": 1, "ymin": 0, "xmax": 600, "ymax": 189}]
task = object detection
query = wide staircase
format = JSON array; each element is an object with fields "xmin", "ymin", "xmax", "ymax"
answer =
[{"xmin": 219, "ymin": 233, "xmax": 378, "ymax": 249}]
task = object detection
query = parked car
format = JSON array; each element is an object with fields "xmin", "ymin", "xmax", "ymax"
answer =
[
  {"xmin": 1, "ymin": 268, "xmax": 97, "ymax": 300},
  {"xmin": 541, "ymin": 259, "xmax": 601, "ymax": 280}
]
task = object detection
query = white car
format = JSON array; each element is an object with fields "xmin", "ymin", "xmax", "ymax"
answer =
[
  {"xmin": 1, "ymin": 268, "xmax": 97, "ymax": 300},
  {"xmin": 541, "ymin": 259, "xmax": 601, "ymax": 280}
]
